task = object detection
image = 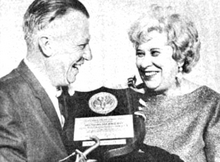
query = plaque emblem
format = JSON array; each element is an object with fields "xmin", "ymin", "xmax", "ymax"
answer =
[{"xmin": 89, "ymin": 92, "xmax": 118, "ymax": 114}]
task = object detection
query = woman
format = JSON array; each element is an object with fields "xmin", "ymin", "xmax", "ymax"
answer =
[{"xmin": 127, "ymin": 4, "xmax": 220, "ymax": 162}]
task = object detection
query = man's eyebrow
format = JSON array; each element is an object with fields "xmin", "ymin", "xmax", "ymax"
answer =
[
  {"xmin": 87, "ymin": 35, "xmax": 91, "ymax": 42},
  {"xmin": 82, "ymin": 37, "xmax": 90, "ymax": 44},
  {"xmin": 86, "ymin": 38, "xmax": 90, "ymax": 43}
]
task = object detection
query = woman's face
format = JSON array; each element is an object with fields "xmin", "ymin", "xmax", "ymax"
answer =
[{"xmin": 136, "ymin": 31, "xmax": 179, "ymax": 93}]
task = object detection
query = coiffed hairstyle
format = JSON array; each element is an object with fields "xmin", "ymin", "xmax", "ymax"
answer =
[
  {"xmin": 23, "ymin": 0, "xmax": 89, "ymax": 49},
  {"xmin": 128, "ymin": 4, "xmax": 201, "ymax": 73}
]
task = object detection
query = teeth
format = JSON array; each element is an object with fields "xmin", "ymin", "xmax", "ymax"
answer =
[{"xmin": 144, "ymin": 71, "xmax": 157, "ymax": 76}]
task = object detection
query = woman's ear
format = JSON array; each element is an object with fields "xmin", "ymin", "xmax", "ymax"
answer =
[{"xmin": 38, "ymin": 36, "xmax": 53, "ymax": 57}]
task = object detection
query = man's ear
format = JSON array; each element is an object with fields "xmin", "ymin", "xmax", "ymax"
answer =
[{"xmin": 38, "ymin": 36, "xmax": 53, "ymax": 57}]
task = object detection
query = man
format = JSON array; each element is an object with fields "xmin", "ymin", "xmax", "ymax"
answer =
[{"xmin": 0, "ymin": 0, "xmax": 92, "ymax": 161}]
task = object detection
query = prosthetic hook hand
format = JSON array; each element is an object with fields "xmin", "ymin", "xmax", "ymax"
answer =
[{"xmin": 59, "ymin": 136, "xmax": 100, "ymax": 162}]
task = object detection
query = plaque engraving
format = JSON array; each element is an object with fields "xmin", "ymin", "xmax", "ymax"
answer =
[{"xmin": 74, "ymin": 114, "xmax": 134, "ymax": 144}]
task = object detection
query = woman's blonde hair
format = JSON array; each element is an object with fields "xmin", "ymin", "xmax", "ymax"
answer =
[{"xmin": 128, "ymin": 4, "xmax": 201, "ymax": 73}]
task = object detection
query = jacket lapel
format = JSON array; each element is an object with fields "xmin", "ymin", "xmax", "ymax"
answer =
[{"xmin": 16, "ymin": 60, "xmax": 63, "ymax": 133}]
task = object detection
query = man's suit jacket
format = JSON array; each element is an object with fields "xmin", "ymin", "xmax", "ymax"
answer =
[{"xmin": 0, "ymin": 60, "xmax": 69, "ymax": 162}]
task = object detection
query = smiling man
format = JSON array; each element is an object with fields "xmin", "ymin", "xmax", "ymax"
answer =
[{"xmin": 0, "ymin": 0, "xmax": 92, "ymax": 161}]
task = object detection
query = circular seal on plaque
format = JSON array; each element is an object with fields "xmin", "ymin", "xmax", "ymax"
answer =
[{"xmin": 89, "ymin": 92, "xmax": 118, "ymax": 114}]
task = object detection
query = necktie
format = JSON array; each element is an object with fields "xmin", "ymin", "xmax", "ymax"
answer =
[
  {"xmin": 58, "ymin": 86, "xmax": 69, "ymax": 122},
  {"xmin": 57, "ymin": 87, "xmax": 72, "ymax": 153}
]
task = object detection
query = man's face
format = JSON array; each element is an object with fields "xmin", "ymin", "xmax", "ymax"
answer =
[
  {"xmin": 136, "ymin": 31, "xmax": 178, "ymax": 93},
  {"xmin": 45, "ymin": 10, "xmax": 92, "ymax": 87}
]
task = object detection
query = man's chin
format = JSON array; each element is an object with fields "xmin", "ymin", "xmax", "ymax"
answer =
[
  {"xmin": 66, "ymin": 70, "xmax": 78, "ymax": 84},
  {"xmin": 67, "ymin": 76, "xmax": 76, "ymax": 85}
]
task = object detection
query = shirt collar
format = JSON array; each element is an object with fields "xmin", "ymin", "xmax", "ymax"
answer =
[{"xmin": 24, "ymin": 58, "xmax": 61, "ymax": 98}]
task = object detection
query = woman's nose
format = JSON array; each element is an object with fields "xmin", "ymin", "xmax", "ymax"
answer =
[{"xmin": 139, "ymin": 55, "xmax": 153, "ymax": 68}]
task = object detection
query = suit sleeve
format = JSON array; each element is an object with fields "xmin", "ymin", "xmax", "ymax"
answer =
[
  {"xmin": 204, "ymin": 100, "xmax": 220, "ymax": 162},
  {"xmin": 0, "ymin": 91, "xmax": 27, "ymax": 162}
]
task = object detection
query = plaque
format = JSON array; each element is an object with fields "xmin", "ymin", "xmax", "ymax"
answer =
[
  {"xmin": 74, "ymin": 115, "xmax": 134, "ymax": 144},
  {"xmin": 67, "ymin": 87, "xmax": 145, "ymax": 161}
]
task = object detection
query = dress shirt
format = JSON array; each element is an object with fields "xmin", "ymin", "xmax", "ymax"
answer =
[{"xmin": 24, "ymin": 59, "xmax": 65, "ymax": 127}]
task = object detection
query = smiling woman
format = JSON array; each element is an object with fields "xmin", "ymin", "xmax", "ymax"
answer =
[
  {"xmin": 127, "ymin": 4, "xmax": 220, "ymax": 162},
  {"xmin": 134, "ymin": 31, "xmax": 178, "ymax": 93}
]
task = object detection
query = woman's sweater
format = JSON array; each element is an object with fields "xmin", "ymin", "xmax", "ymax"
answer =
[{"xmin": 139, "ymin": 86, "xmax": 220, "ymax": 162}]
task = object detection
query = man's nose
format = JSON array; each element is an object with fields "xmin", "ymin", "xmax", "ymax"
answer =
[{"xmin": 83, "ymin": 45, "xmax": 92, "ymax": 61}]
